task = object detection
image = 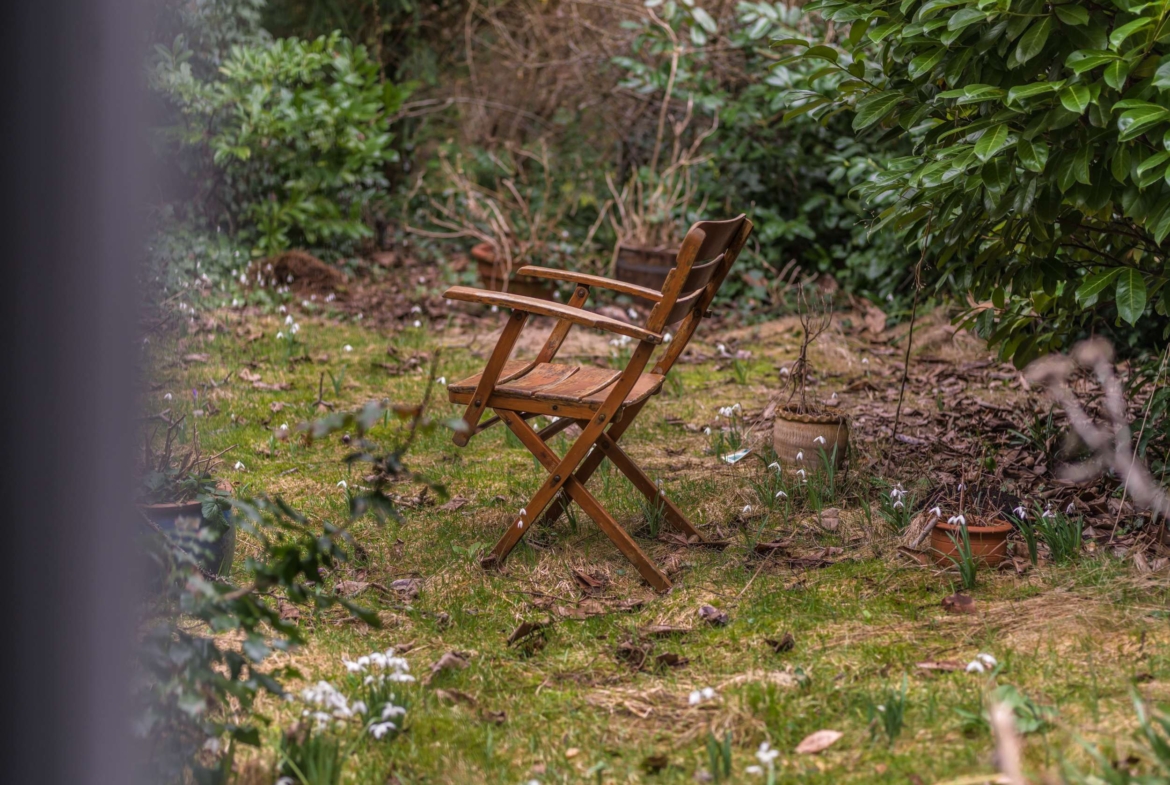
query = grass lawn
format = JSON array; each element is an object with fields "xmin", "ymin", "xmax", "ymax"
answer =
[{"xmin": 151, "ymin": 296, "xmax": 1170, "ymax": 785}]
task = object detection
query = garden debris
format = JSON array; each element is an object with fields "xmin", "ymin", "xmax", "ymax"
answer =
[
  {"xmin": 571, "ymin": 569, "xmax": 607, "ymax": 594},
  {"xmin": 640, "ymin": 624, "xmax": 691, "ymax": 637},
  {"xmin": 765, "ymin": 632, "xmax": 796, "ymax": 653},
  {"xmin": 916, "ymin": 660, "xmax": 964, "ymax": 672},
  {"xmin": 641, "ymin": 754, "xmax": 669, "ymax": 774},
  {"xmin": 795, "ymin": 729, "xmax": 843, "ymax": 754},
  {"xmin": 896, "ymin": 546, "xmax": 930, "ymax": 566},
  {"xmin": 615, "ymin": 639, "xmax": 654, "ymax": 670},
  {"xmin": 439, "ymin": 495, "xmax": 469, "ymax": 512},
  {"xmin": 268, "ymin": 401, "xmax": 286, "ymax": 412},
  {"xmin": 389, "ymin": 578, "xmax": 422, "ymax": 599},
  {"xmin": 480, "ymin": 708, "xmax": 506, "ymax": 725},
  {"xmin": 754, "ymin": 538, "xmax": 792, "ymax": 555},
  {"xmin": 238, "ymin": 369, "xmax": 262, "ymax": 383},
  {"xmin": 664, "ymin": 532, "xmax": 729, "ymax": 549},
  {"xmin": 426, "ymin": 651, "xmax": 470, "ymax": 684},
  {"xmin": 818, "ymin": 507, "xmax": 841, "ymax": 532},
  {"xmin": 698, "ymin": 605, "xmax": 730, "ymax": 626},
  {"xmin": 507, "ymin": 617, "xmax": 551, "ymax": 646},
  {"xmin": 261, "ymin": 250, "xmax": 345, "ymax": 297},
  {"xmin": 654, "ymin": 652, "xmax": 688, "ymax": 669},
  {"xmin": 335, "ymin": 580, "xmax": 368, "ymax": 597},
  {"xmin": 183, "ymin": 353, "xmax": 210, "ymax": 363},
  {"xmin": 942, "ymin": 593, "xmax": 977, "ymax": 614}
]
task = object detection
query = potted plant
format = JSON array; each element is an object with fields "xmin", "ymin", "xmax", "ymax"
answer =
[
  {"xmin": 771, "ymin": 290, "xmax": 849, "ymax": 470},
  {"xmin": 926, "ymin": 485, "xmax": 1013, "ymax": 568},
  {"xmin": 138, "ymin": 417, "xmax": 235, "ymax": 577},
  {"xmin": 410, "ymin": 145, "xmax": 586, "ymax": 300}
]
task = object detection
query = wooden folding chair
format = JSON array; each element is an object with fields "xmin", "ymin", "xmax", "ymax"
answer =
[{"xmin": 443, "ymin": 215, "xmax": 753, "ymax": 591}]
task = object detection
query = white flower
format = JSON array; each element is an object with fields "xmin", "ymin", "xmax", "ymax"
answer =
[
  {"xmin": 627, "ymin": 307, "xmax": 638, "ymax": 319},
  {"xmin": 814, "ymin": 435, "xmax": 826, "ymax": 445},
  {"xmin": 344, "ymin": 345, "xmax": 353, "ymax": 352},
  {"xmin": 948, "ymin": 515, "xmax": 966, "ymax": 526},
  {"xmin": 413, "ymin": 320, "xmax": 421, "ymax": 328},
  {"xmin": 795, "ymin": 451, "xmax": 804, "ymax": 461},
  {"xmin": 1013, "ymin": 505, "xmax": 1027, "ymax": 519},
  {"xmin": 231, "ymin": 298, "xmax": 240, "ymax": 307},
  {"xmin": 957, "ymin": 483, "xmax": 966, "ymax": 492},
  {"xmin": 977, "ymin": 653, "xmax": 997, "ymax": 667},
  {"xmin": 277, "ymin": 332, "xmax": 284, "ymax": 339},
  {"xmin": 351, "ymin": 700, "xmax": 367, "ymax": 715},
  {"xmin": 337, "ymin": 480, "xmax": 348, "ymax": 489},
  {"xmin": 768, "ymin": 462, "xmax": 781, "ymax": 472},
  {"xmin": 343, "ymin": 659, "xmax": 364, "ymax": 673},
  {"xmin": 893, "ymin": 500, "xmax": 904, "ymax": 510},
  {"xmin": 966, "ymin": 660, "xmax": 986, "ymax": 673},
  {"xmin": 743, "ymin": 505, "xmax": 753, "ymax": 514},
  {"xmin": 928, "ymin": 506, "xmax": 942, "ymax": 518},
  {"xmin": 1042, "ymin": 506, "xmax": 1054, "ymax": 519},
  {"xmin": 861, "ymin": 357, "xmax": 869, "ymax": 365},
  {"xmin": 279, "ymin": 305, "xmax": 287, "ymax": 313},
  {"xmin": 203, "ymin": 736, "xmax": 222, "ymax": 754},
  {"xmin": 239, "ymin": 274, "xmax": 248, "ymax": 285},
  {"xmin": 775, "ymin": 490, "xmax": 788, "ymax": 499},
  {"xmin": 382, "ymin": 703, "xmax": 407, "ymax": 719},
  {"xmin": 745, "ymin": 765, "xmax": 764, "ymax": 775},
  {"xmin": 437, "ymin": 376, "xmax": 447, "ymax": 385},
  {"xmin": 704, "ymin": 427, "xmax": 712, "ymax": 435},
  {"xmin": 796, "ymin": 468, "xmax": 807, "ymax": 478},
  {"xmin": 285, "ymin": 314, "xmax": 294, "ymax": 325},
  {"xmin": 663, "ymin": 332, "xmax": 672, "ymax": 343},
  {"xmin": 369, "ymin": 721, "xmax": 396, "ymax": 739},
  {"xmin": 291, "ymin": 323, "xmax": 300, "ymax": 334},
  {"xmin": 701, "ymin": 687, "xmax": 716, "ymax": 700},
  {"xmin": 410, "ymin": 305, "xmax": 422, "ymax": 313},
  {"xmin": 1066, "ymin": 502, "xmax": 1076, "ymax": 514},
  {"xmin": 279, "ymin": 423, "xmax": 289, "ymax": 433},
  {"xmin": 326, "ymin": 293, "xmax": 336, "ymax": 303},
  {"xmin": 756, "ymin": 742, "xmax": 779, "ymax": 765},
  {"xmin": 163, "ymin": 393, "xmax": 172, "ymax": 400},
  {"xmin": 418, "ymin": 276, "xmax": 426, "ymax": 284},
  {"xmin": 233, "ymin": 461, "xmax": 246, "ymax": 470},
  {"xmin": 519, "ymin": 508, "xmax": 527, "ymax": 517},
  {"xmin": 780, "ymin": 367, "xmax": 790, "ymax": 376},
  {"xmin": 689, "ymin": 687, "xmax": 717, "ymax": 705}
]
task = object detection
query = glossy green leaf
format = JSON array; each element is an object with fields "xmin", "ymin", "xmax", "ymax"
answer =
[
  {"xmin": 1006, "ymin": 81, "xmax": 1062, "ymax": 105},
  {"xmin": 853, "ymin": 90, "xmax": 903, "ymax": 129},
  {"xmin": 909, "ymin": 47, "xmax": 945, "ymax": 78},
  {"xmin": 1075, "ymin": 268, "xmax": 1121, "ymax": 305},
  {"xmin": 803, "ymin": 45, "xmax": 839, "ymax": 62},
  {"xmin": 975, "ymin": 124, "xmax": 1011, "ymax": 161},
  {"xmin": 1118, "ymin": 105, "xmax": 1170, "ymax": 141},
  {"xmin": 1017, "ymin": 137, "xmax": 1048, "ymax": 172},
  {"xmin": 1053, "ymin": 4, "xmax": 1088, "ymax": 26},
  {"xmin": 1115, "ymin": 268, "xmax": 1147, "ymax": 325},
  {"xmin": 1109, "ymin": 17, "xmax": 1152, "ymax": 51},
  {"xmin": 1014, "ymin": 18, "xmax": 1051, "ymax": 65},
  {"xmin": 1059, "ymin": 84, "xmax": 1091, "ymax": 114}
]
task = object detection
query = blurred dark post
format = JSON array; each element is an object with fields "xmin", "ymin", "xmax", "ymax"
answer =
[{"xmin": 0, "ymin": 1, "xmax": 142, "ymax": 783}]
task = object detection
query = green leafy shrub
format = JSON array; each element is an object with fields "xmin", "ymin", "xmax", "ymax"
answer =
[
  {"xmin": 150, "ymin": 30, "xmax": 407, "ymax": 256},
  {"xmin": 787, "ymin": 0, "xmax": 1170, "ymax": 365}
]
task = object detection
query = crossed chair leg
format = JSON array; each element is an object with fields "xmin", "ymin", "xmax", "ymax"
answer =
[{"xmin": 480, "ymin": 408, "xmax": 706, "ymax": 591}]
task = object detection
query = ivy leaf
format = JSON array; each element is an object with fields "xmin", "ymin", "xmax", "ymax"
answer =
[
  {"xmin": 1017, "ymin": 137, "xmax": 1048, "ymax": 172},
  {"xmin": 1115, "ymin": 269, "xmax": 1147, "ymax": 325},
  {"xmin": 1014, "ymin": 18, "xmax": 1051, "ymax": 65},
  {"xmin": 1075, "ymin": 268, "xmax": 1121, "ymax": 305},
  {"xmin": 853, "ymin": 90, "xmax": 903, "ymax": 129},
  {"xmin": 975, "ymin": 124, "xmax": 1011, "ymax": 161},
  {"xmin": 1059, "ymin": 84, "xmax": 1091, "ymax": 114}
]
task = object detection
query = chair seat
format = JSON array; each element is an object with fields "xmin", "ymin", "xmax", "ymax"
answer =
[{"xmin": 449, "ymin": 359, "xmax": 665, "ymax": 417}]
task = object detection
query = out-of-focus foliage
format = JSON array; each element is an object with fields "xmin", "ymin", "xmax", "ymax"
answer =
[
  {"xmin": 149, "ymin": 28, "xmax": 406, "ymax": 258},
  {"xmin": 614, "ymin": 2, "xmax": 914, "ymax": 316},
  {"xmin": 787, "ymin": 0, "xmax": 1170, "ymax": 365}
]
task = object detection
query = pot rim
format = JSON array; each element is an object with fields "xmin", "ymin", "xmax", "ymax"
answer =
[
  {"xmin": 139, "ymin": 500, "xmax": 204, "ymax": 514},
  {"xmin": 933, "ymin": 519, "xmax": 1013, "ymax": 534},
  {"xmin": 774, "ymin": 405, "xmax": 848, "ymax": 426}
]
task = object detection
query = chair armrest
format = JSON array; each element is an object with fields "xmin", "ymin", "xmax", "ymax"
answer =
[
  {"xmin": 516, "ymin": 266, "xmax": 663, "ymax": 302},
  {"xmin": 443, "ymin": 286, "xmax": 662, "ymax": 344}
]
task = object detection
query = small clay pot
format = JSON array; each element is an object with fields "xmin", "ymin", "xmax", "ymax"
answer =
[
  {"xmin": 613, "ymin": 243, "xmax": 679, "ymax": 290},
  {"xmin": 772, "ymin": 406, "xmax": 848, "ymax": 470},
  {"xmin": 471, "ymin": 242, "xmax": 553, "ymax": 300},
  {"xmin": 930, "ymin": 518, "xmax": 1013, "ymax": 567}
]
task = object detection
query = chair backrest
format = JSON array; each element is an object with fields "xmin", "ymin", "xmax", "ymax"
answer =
[{"xmin": 645, "ymin": 215, "xmax": 752, "ymax": 374}]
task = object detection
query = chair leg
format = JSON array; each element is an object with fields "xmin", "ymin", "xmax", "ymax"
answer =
[
  {"xmin": 595, "ymin": 433, "xmax": 705, "ymax": 542},
  {"xmin": 453, "ymin": 310, "xmax": 527, "ymax": 447},
  {"xmin": 488, "ymin": 409, "xmax": 671, "ymax": 591}
]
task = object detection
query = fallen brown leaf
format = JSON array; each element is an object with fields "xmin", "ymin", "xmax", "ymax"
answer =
[
  {"xmin": 654, "ymin": 652, "xmax": 688, "ymax": 669},
  {"xmin": 238, "ymin": 369, "xmax": 262, "ymax": 383},
  {"xmin": 335, "ymin": 580, "xmax": 368, "ymax": 597},
  {"xmin": 507, "ymin": 617, "xmax": 551, "ymax": 646},
  {"xmin": 765, "ymin": 632, "xmax": 795, "ymax": 653},
  {"xmin": 698, "ymin": 605, "xmax": 730, "ymax": 626},
  {"xmin": 941, "ymin": 593, "xmax": 977, "ymax": 614},
  {"xmin": 640, "ymin": 624, "xmax": 691, "ymax": 637},
  {"xmin": 440, "ymin": 495, "xmax": 469, "ymax": 512},
  {"xmin": 434, "ymin": 689, "xmax": 477, "ymax": 706},
  {"xmin": 426, "ymin": 651, "xmax": 470, "ymax": 684},
  {"xmin": 390, "ymin": 578, "xmax": 422, "ymax": 600},
  {"xmin": 795, "ymin": 729, "xmax": 843, "ymax": 755},
  {"xmin": 915, "ymin": 660, "xmax": 963, "ymax": 672}
]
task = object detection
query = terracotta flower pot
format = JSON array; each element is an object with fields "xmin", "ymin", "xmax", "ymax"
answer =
[
  {"xmin": 470, "ymin": 242, "xmax": 553, "ymax": 300},
  {"xmin": 930, "ymin": 518, "xmax": 1013, "ymax": 567},
  {"xmin": 772, "ymin": 407, "xmax": 848, "ymax": 471},
  {"xmin": 613, "ymin": 243, "xmax": 679, "ymax": 290}
]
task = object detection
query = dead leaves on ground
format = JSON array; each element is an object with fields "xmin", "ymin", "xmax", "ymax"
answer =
[{"xmin": 795, "ymin": 729, "xmax": 843, "ymax": 755}]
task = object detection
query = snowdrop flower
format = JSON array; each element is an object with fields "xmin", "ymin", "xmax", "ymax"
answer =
[
  {"xmin": 767, "ymin": 462, "xmax": 781, "ymax": 472},
  {"xmin": 413, "ymin": 320, "xmax": 421, "ymax": 328},
  {"xmin": 290, "ymin": 323, "xmax": 300, "ymax": 334},
  {"xmin": 418, "ymin": 276, "xmax": 426, "ymax": 284},
  {"xmin": 966, "ymin": 660, "xmax": 986, "ymax": 674},
  {"xmin": 302, "ymin": 300, "xmax": 311, "ymax": 308},
  {"xmin": 780, "ymin": 367, "xmax": 790, "ymax": 376},
  {"xmin": 756, "ymin": 742, "xmax": 779, "ymax": 765},
  {"xmin": 437, "ymin": 376, "xmax": 447, "ymax": 385},
  {"xmin": 203, "ymin": 737, "xmax": 222, "ymax": 754},
  {"xmin": 344, "ymin": 345, "xmax": 353, "ymax": 352},
  {"xmin": 976, "ymin": 653, "xmax": 997, "ymax": 668},
  {"xmin": 795, "ymin": 451, "xmax": 804, "ymax": 461},
  {"xmin": 239, "ymin": 274, "xmax": 248, "ymax": 285},
  {"xmin": 948, "ymin": 515, "xmax": 967, "ymax": 527},
  {"xmin": 775, "ymin": 490, "xmax": 788, "ymax": 499},
  {"xmin": 231, "ymin": 298, "xmax": 240, "ymax": 307},
  {"xmin": 325, "ymin": 293, "xmax": 336, "ymax": 303},
  {"xmin": 369, "ymin": 721, "xmax": 396, "ymax": 739},
  {"xmin": 689, "ymin": 687, "xmax": 717, "ymax": 705},
  {"xmin": 490, "ymin": 305, "xmax": 499, "ymax": 313},
  {"xmin": 285, "ymin": 314, "xmax": 294, "ymax": 325},
  {"xmin": 893, "ymin": 500, "xmax": 904, "ymax": 510},
  {"xmin": 716, "ymin": 343, "xmax": 727, "ymax": 354},
  {"xmin": 743, "ymin": 505, "xmax": 753, "ymax": 514},
  {"xmin": 163, "ymin": 393, "xmax": 172, "ymax": 400},
  {"xmin": 1042, "ymin": 505, "xmax": 1054, "ymax": 519},
  {"xmin": 351, "ymin": 700, "xmax": 367, "ymax": 715},
  {"xmin": 279, "ymin": 423, "xmax": 289, "ymax": 432},
  {"xmin": 382, "ymin": 703, "xmax": 407, "ymax": 719},
  {"xmin": 813, "ymin": 435, "xmax": 826, "ymax": 445},
  {"xmin": 233, "ymin": 461, "xmax": 246, "ymax": 470},
  {"xmin": 1066, "ymin": 502, "xmax": 1076, "ymax": 514},
  {"xmin": 277, "ymin": 331, "xmax": 284, "ymax": 339},
  {"xmin": 831, "ymin": 392, "xmax": 839, "ymax": 400},
  {"xmin": 796, "ymin": 468, "xmax": 807, "ymax": 479},
  {"xmin": 343, "ymin": 659, "xmax": 364, "ymax": 673},
  {"xmin": 704, "ymin": 427, "xmax": 712, "ymax": 435},
  {"xmin": 337, "ymin": 480, "xmax": 348, "ymax": 489},
  {"xmin": 957, "ymin": 483, "xmax": 966, "ymax": 492},
  {"xmin": 663, "ymin": 332, "xmax": 672, "ymax": 343},
  {"xmin": 627, "ymin": 307, "xmax": 638, "ymax": 320},
  {"xmin": 1013, "ymin": 505, "xmax": 1027, "ymax": 519},
  {"xmin": 861, "ymin": 357, "xmax": 869, "ymax": 365},
  {"xmin": 746, "ymin": 765, "xmax": 764, "ymax": 775},
  {"xmin": 410, "ymin": 305, "xmax": 422, "ymax": 314},
  {"xmin": 928, "ymin": 506, "xmax": 942, "ymax": 518}
]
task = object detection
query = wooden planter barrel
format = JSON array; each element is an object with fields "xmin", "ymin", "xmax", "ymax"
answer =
[
  {"xmin": 613, "ymin": 243, "xmax": 679, "ymax": 290},
  {"xmin": 772, "ymin": 407, "xmax": 849, "ymax": 471},
  {"xmin": 471, "ymin": 243, "xmax": 553, "ymax": 300}
]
